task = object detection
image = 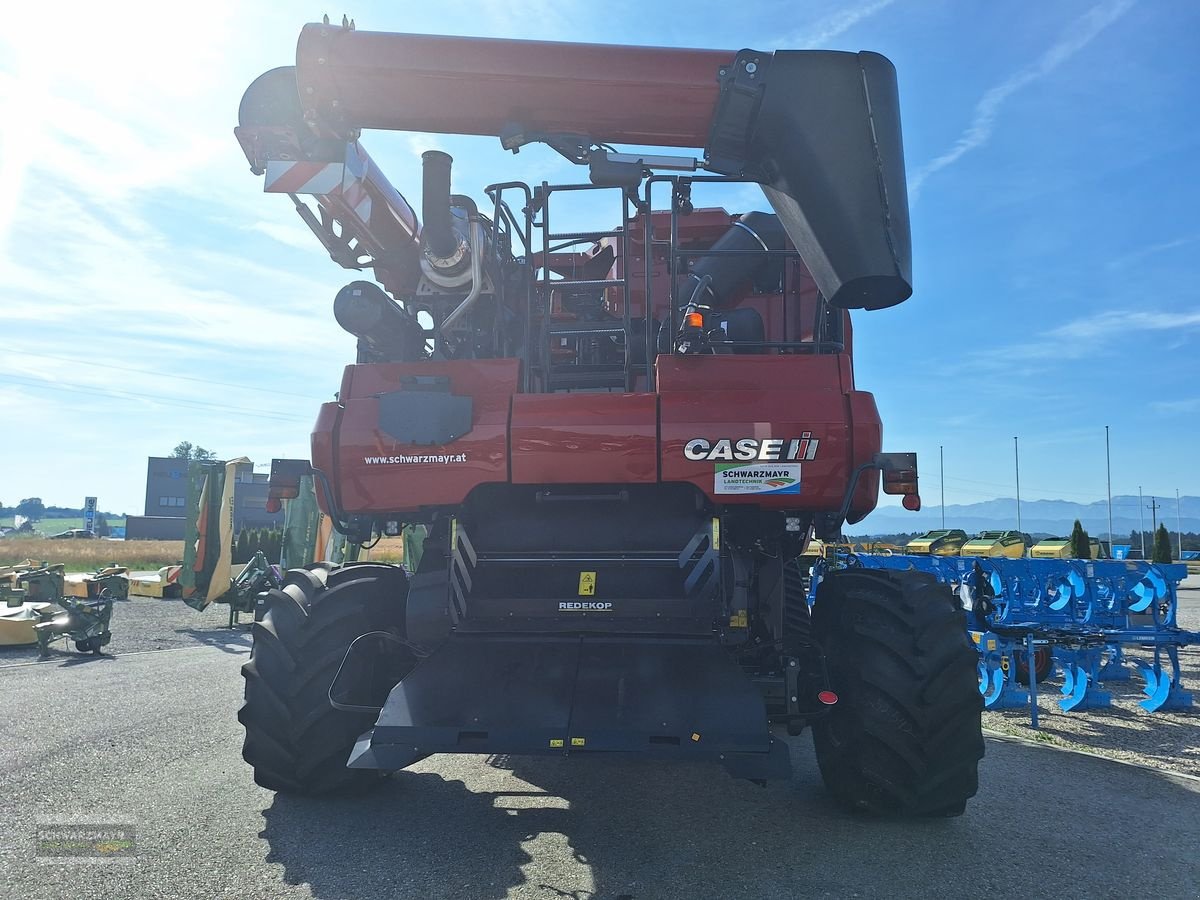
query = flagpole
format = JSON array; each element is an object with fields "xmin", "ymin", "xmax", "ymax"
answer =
[
  {"xmin": 940, "ymin": 445, "xmax": 945, "ymax": 529},
  {"xmin": 1139, "ymin": 485, "xmax": 1146, "ymax": 559},
  {"xmin": 1105, "ymin": 426, "xmax": 1113, "ymax": 551},
  {"xmin": 1178, "ymin": 488, "xmax": 1183, "ymax": 561},
  {"xmin": 1013, "ymin": 436, "xmax": 1022, "ymax": 532}
]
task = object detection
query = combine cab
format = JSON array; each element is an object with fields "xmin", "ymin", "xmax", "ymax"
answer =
[
  {"xmin": 906, "ymin": 529, "xmax": 969, "ymax": 556},
  {"xmin": 961, "ymin": 530, "xmax": 1032, "ymax": 558},
  {"xmin": 232, "ymin": 21, "xmax": 983, "ymax": 817}
]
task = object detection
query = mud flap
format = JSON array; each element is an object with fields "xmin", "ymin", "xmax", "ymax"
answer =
[{"xmin": 346, "ymin": 633, "xmax": 789, "ymax": 781}]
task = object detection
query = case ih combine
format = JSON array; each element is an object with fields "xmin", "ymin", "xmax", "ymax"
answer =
[{"xmin": 235, "ymin": 21, "xmax": 983, "ymax": 816}]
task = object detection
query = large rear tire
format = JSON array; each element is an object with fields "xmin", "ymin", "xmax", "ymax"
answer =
[
  {"xmin": 781, "ymin": 557, "xmax": 812, "ymax": 653},
  {"xmin": 811, "ymin": 568, "xmax": 983, "ymax": 817},
  {"xmin": 239, "ymin": 563, "xmax": 412, "ymax": 795}
]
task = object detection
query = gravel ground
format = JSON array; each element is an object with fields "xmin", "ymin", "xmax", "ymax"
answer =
[
  {"xmin": 982, "ymin": 584, "xmax": 1200, "ymax": 777},
  {"xmin": 4, "ymin": 582, "xmax": 1196, "ymax": 782},
  {"xmin": 2, "ymin": 644, "xmax": 1199, "ymax": 900},
  {"xmin": 0, "ymin": 595, "xmax": 249, "ymax": 668}
]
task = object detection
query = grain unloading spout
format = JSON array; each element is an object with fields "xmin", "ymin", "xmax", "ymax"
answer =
[
  {"xmin": 239, "ymin": 24, "xmax": 912, "ymax": 310},
  {"xmin": 704, "ymin": 50, "xmax": 912, "ymax": 311}
]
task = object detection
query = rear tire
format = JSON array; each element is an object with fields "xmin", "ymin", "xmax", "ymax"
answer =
[
  {"xmin": 781, "ymin": 557, "xmax": 812, "ymax": 653},
  {"xmin": 239, "ymin": 563, "xmax": 412, "ymax": 795},
  {"xmin": 811, "ymin": 568, "xmax": 983, "ymax": 817}
]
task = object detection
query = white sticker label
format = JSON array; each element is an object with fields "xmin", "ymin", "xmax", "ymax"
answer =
[{"xmin": 715, "ymin": 463, "xmax": 802, "ymax": 495}]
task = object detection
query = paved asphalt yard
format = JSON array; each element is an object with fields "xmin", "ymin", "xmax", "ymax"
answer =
[{"xmin": 2, "ymin": 598, "xmax": 1199, "ymax": 899}]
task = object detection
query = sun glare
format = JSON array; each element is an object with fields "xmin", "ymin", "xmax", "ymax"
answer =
[{"xmin": 0, "ymin": 1, "xmax": 239, "ymax": 245}]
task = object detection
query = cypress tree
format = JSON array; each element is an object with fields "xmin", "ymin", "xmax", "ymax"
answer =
[
  {"xmin": 1069, "ymin": 519, "xmax": 1091, "ymax": 559},
  {"xmin": 1153, "ymin": 524, "xmax": 1173, "ymax": 563}
]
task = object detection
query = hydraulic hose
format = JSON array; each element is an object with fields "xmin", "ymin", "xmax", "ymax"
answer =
[{"xmin": 438, "ymin": 218, "xmax": 486, "ymax": 333}]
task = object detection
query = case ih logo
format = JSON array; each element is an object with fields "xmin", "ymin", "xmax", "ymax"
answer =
[
  {"xmin": 559, "ymin": 602, "xmax": 614, "ymax": 611},
  {"xmin": 684, "ymin": 434, "xmax": 819, "ymax": 462}
]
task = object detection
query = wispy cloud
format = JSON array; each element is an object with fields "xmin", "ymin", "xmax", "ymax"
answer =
[
  {"xmin": 1047, "ymin": 309, "xmax": 1200, "ymax": 344},
  {"xmin": 475, "ymin": 0, "xmax": 575, "ymax": 39},
  {"xmin": 782, "ymin": 0, "xmax": 896, "ymax": 48},
  {"xmin": 404, "ymin": 134, "xmax": 445, "ymax": 160},
  {"xmin": 909, "ymin": 0, "xmax": 1135, "ymax": 198},
  {"xmin": 1106, "ymin": 234, "xmax": 1200, "ymax": 270},
  {"xmin": 969, "ymin": 308, "xmax": 1200, "ymax": 366},
  {"xmin": 247, "ymin": 220, "xmax": 323, "ymax": 252},
  {"xmin": 1151, "ymin": 398, "xmax": 1200, "ymax": 415}
]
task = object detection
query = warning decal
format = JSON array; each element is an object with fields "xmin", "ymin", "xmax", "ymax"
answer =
[
  {"xmin": 714, "ymin": 463, "xmax": 802, "ymax": 495},
  {"xmin": 578, "ymin": 571, "xmax": 597, "ymax": 596}
]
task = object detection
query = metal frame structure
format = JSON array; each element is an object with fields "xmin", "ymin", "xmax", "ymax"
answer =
[{"xmin": 816, "ymin": 553, "xmax": 1198, "ymax": 719}]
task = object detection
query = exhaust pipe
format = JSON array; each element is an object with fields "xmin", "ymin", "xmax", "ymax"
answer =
[{"xmin": 421, "ymin": 150, "xmax": 459, "ymax": 261}]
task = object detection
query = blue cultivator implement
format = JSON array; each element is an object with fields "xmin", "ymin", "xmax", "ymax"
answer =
[{"xmin": 811, "ymin": 554, "xmax": 1197, "ymax": 723}]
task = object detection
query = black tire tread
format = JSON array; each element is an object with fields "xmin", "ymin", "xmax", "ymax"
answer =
[
  {"xmin": 239, "ymin": 564, "xmax": 409, "ymax": 795},
  {"xmin": 811, "ymin": 568, "xmax": 984, "ymax": 817},
  {"xmin": 781, "ymin": 557, "xmax": 812, "ymax": 652}
]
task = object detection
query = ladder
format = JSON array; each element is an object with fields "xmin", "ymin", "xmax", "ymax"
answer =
[{"xmin": 534, "ymin": 184, "xmax": 636, "ymax": 393}]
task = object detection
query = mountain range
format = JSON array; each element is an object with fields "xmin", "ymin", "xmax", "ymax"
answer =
[{"xmin": 848, "ymin": 495, "xmax": 1200, "ymax": 539}]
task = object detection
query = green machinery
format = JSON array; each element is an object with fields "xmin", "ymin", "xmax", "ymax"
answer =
[
  {"xmin": 180, "ymin": 459, "xmax": 360, "ymax": 626},
  {"xmin": 1, "ymin": 563, "xmax": 119, "ymax": 656},
  {"xmin": 959, "ymin": 530, "xmax": 1033, "ymax": 558},
  {"xmin": 1030, "ymin": 536, "xmax": 1106, "ymax": 559},
  {"xmin": 905, "ymin": 529, "xmax": 970, "ymax": 556}
]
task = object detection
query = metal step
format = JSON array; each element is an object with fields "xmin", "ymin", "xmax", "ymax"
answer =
[
  {"xmin": 550, "ymin": 278, "xmax": 625, "ymax": 290},
  {"xmin": 549, "ymin": 320, "xmax": 627, "ymax": 337},
  {"xmin": 548, "ymin": 230, "xmax": 623, "ymax": 242}
]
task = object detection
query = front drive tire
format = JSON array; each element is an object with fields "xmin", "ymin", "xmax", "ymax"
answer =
[
  {"xmin": 239, "ymin": 563, "xmax": 412, "ymax": 795},
  {"xmin": 811, "ymin": 569, "xmax": 984, "ymax": 817}
]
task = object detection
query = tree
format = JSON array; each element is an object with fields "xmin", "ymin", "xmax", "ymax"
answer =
[
  {"xmin": 16, "ymin": 498, "xmax": 45, "ymax": 521},
  {"xmin": 1069, "ymin": 519, "xmax": 1091, "ymax": 559},
  {"xmin": 1152, "ymin": 524, "xmax": 1173, "ymax": 563},
  {"xmin": 171, "ymin": 441, "xmax": 217, "ymax": 461}
]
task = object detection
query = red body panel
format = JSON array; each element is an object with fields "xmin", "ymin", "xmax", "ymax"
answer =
[
  {"xmin": 846, "ymin": 391, "xmax": 883, "ymax": 521},
  {"xmin": 319, "ymin": 359, "xmax": 519, "ymax": 512},
  {"xmin": 296, "ymin": 25, "xmax": 730, "ymax": 147},
  {"xmin": 511, "ymin": 393, "xmax": 658, "ymax": 484},
  {"xmin": 311, "ymin": 401, "xmax": 341, "ymax": 514},
  {"xmin": 316, "ymin": 355, "xmax": 882, "ymax": 517},
  {"xmin": 657, "ymin": 356, "xmax": 879, "ymax": 512}
]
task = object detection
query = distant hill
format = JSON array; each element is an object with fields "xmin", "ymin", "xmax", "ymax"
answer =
[{"xmin": 848, "ymin": 495, "xmax": 1200, "ymax": 539}]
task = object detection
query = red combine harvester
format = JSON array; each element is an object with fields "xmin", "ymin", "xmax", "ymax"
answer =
[{"xmin": 236, "ymin": 20, "xmax": 983, "ymax": 816}]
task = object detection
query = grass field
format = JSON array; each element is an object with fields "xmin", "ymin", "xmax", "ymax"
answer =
[
  {"xmin": 0, "ymin": 538, "xmax": 182, "ymax": 572},
  {"xmin": 358, "ymin": 536, "xmax": 405, "ymax": 565},
  {"xmin": 0, "ymin": 516, "xmax": 128, "ymax": 536},
  {"xmin": 1, "ymin": 533, "xmax": 405, "ymax": 573}
]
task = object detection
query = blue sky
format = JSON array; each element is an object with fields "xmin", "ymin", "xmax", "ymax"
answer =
[{"xmin": 0, "ymin": 0, "xmax": 1196, "ymax": 521}]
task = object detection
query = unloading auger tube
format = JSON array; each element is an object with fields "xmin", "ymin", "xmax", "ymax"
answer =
[
  {"xmin": 235, "ymin": 23, "xmax": 984, "ymax": 820},
  {"xmin": 237, "ymin": 23, "xmax": 912, "ymax": 311}
]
